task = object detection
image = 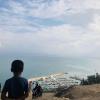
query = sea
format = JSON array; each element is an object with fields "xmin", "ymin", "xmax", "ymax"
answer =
[{"xmin": 0, "ymin": 55, "xmax": 94, "ymax": 87}]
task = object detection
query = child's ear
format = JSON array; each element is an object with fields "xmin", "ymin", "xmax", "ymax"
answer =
[{"xmin": 11, "ymin": 68, "xmax": 13, "ymax": 72}]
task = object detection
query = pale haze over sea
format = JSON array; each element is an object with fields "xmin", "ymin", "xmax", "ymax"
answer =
[
  {"xmin": 1, "ymin": 0, "xmax": 100, "ymax": 84},
  {"xmin": 0, "ymin": 54, "xmax": 99, "ymax": 84}
]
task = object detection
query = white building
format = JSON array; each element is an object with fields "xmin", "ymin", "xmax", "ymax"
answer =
[{"xmin": 28, "ymin": 73, "xmax": 81, "ymax": 91}]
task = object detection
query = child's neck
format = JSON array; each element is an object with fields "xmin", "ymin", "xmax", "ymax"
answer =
[{"xmin": 13, "ymin": 73, "xmax": 21, "ymax": 77}]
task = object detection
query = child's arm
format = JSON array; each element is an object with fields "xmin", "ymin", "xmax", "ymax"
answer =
[
  {"xmin": 1, "ymin": 91, "xmax": 7, "ymax": 100},
  {"xmin": 24, "ymin": 80, "xmax": 29, "ymax": 98},
  {"xmin": 1, "ymin": 80, "xmax": 8, "ymax": 100}
]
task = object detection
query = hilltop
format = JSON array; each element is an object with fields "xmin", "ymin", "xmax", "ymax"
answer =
[
  {"xmin": 1, "ymin": 84, "xmax": 100, "ymax": 100},
  {"xmin": 27, "ymin": 84, "xmax": 100, "ymax": 100}
]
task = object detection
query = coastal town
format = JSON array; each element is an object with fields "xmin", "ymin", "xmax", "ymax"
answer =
[{"xmin": 28, "ymin": 72, "xmax": 81, "ymax": 92}]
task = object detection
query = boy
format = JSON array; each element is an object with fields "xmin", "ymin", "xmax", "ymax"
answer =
[{"xmin": 1, "ymin": 60, "xmax": 29, "ymax": 100}]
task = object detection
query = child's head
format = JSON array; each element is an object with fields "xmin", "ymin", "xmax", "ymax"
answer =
[{"xmin": 11, "ymin": 60, "xmax": 24, "ymax": 76}]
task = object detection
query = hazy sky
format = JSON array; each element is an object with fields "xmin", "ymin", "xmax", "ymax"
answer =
[
  {"xmin": 0, "ymin": 0, "xmax": 100, "ymax": 57},
  {"xmin": 1, "ymin": 0, "xmax": 100, "ymax": 73}
]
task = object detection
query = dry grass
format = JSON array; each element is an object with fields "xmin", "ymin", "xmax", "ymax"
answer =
[
  {"xmin": 1, "ymin": 84, "xmax": 100, "ymax": 100},
  {"xmin": 26, "ymin": 92, "xmax": 69, "ymax": 100},
  {"xmin": 56, "ymin": 84, "xmax": 100, "ymax": 100}
]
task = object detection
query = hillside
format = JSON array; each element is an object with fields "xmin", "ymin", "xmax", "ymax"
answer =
[
  {"xmin": 27, "ymin": 84, "xmax": 100, "ymax": 100},
  {"xmin": 1, "ymin": 84, "xmax": 100, "ymax": 100},
  {"xmin": 55, "ymin": 84, "xmax": 100, "ymax": 100}
]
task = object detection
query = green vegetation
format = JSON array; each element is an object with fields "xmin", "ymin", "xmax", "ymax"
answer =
[{"xmin": 81, "ymin": 73, "xmax": 100, "ymax": 85}]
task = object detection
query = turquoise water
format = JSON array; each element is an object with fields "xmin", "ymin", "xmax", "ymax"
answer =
[{"xmin": 0, "ymin": 55, "xmax": 93, "ymax": 85}]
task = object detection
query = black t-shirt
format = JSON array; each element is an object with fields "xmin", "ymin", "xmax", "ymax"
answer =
[{"xmin": 2, "ymin": 76, "xmax": 28, "ymax": 99}]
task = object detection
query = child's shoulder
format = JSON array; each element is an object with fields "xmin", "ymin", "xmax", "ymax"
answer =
[
  {"xmin": 4, "ymin": 77, "xmax": 14, "ymax": 85},
  {"xmin": 20, "ymin": 77, "xmax": 27, "ymax": 80},
  {"xmin": 6, "ymin": 77, "xmax": 13, "ymax": 81},
  {"xmin": 5, "ymin": 77, "xmax": 28, "ymax": 83},
  {"xmin": 19, "ymin": 77, "xmax": 28, "ymax": 83}
]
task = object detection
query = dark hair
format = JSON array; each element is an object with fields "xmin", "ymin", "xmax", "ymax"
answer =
[{"xmin": 11, "ymin": 60, "xmax": 24, "ymax": 73}]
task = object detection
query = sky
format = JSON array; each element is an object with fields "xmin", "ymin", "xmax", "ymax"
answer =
[{"xmin": 1, "ymin": 0, "xmax": 100, "ymax": 74}]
